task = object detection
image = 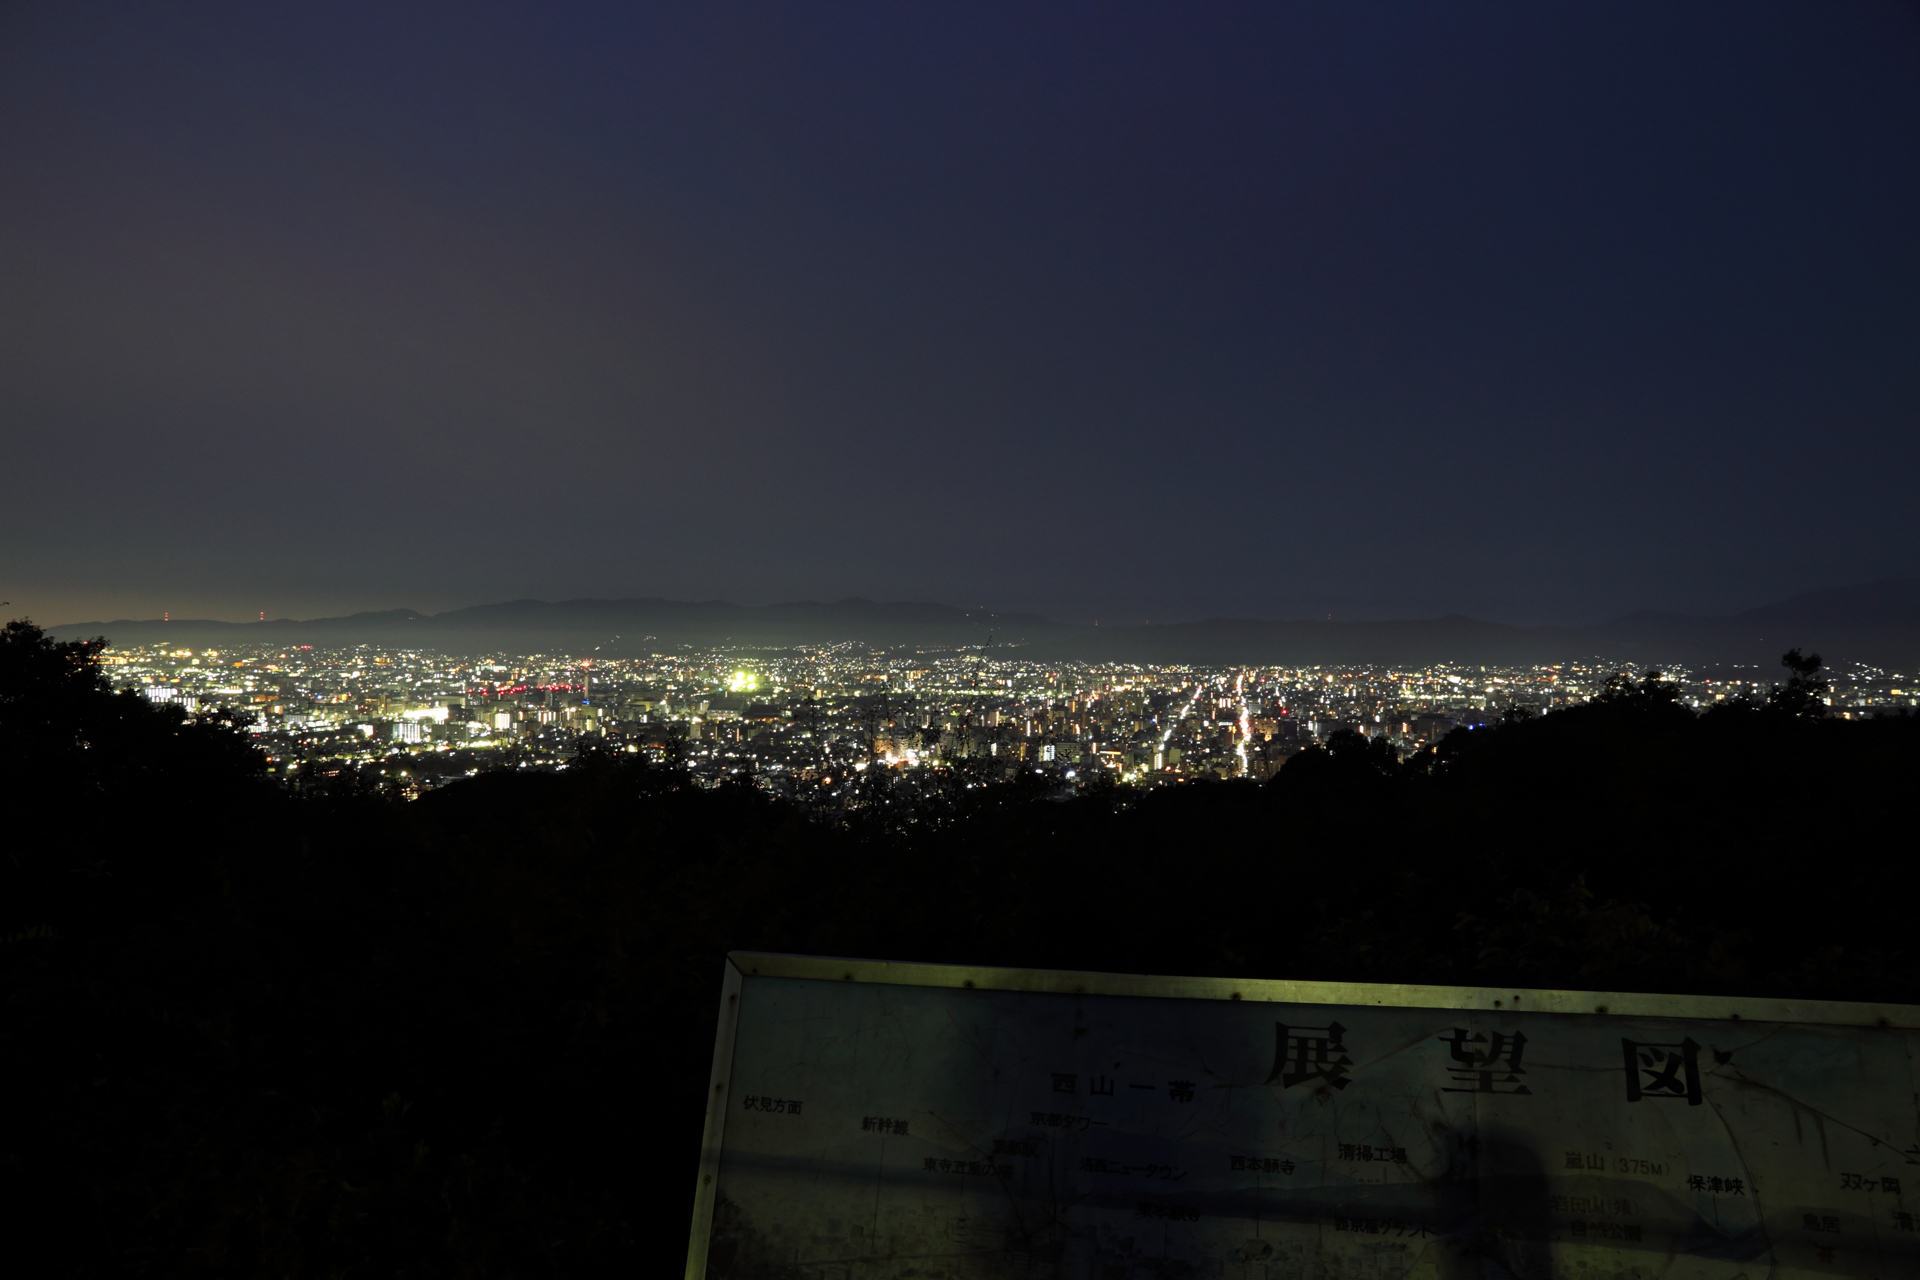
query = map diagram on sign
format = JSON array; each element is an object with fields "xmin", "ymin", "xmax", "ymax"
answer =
[{"xmin": 687, "ymin": 955, "xmax": 1920, "ymax": 1280}]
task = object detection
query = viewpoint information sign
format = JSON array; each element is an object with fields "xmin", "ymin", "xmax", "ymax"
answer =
[{"xmin": 686, "ymin": 953, "xmax": 1920, "ymax": 1280}]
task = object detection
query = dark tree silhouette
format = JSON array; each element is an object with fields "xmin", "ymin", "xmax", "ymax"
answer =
[
  {"xmin": 1768, "ymin": 647, "xmax": 1830, "ymax": 717},
  {"xmin": 1595, "ymin": 667, "xmax": 1681, "ymax": 709},
  {"xmin": 5, "ymin": 615, "xmax": 1919, "ymax": 1276},
  {"xmin": 1269, "ymin": 726, "xmax": 1402, "ymax": 790}
]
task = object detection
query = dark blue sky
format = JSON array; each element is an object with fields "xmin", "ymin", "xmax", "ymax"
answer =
[{"xmin": 4, "ymin": 1, "xmax": 1917, "ymax": 627}]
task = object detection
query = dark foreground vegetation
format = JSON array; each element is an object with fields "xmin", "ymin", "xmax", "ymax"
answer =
[{"xmin": 4, "ymin": 618, "xmax": 1916, "ymax": 1276}]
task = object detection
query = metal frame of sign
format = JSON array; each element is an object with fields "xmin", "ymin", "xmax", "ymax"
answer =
[{"xmin": 682, "ymin": 950, "xmax": 1920, "ymax": 1278}]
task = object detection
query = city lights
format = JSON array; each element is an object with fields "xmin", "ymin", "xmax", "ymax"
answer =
[{"xmin": 94, "ymin": 641, "xmax": 1915, "ymax": 799}]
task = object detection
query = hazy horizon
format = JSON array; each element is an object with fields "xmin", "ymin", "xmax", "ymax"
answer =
[{"xmin": 34, "ymin": 574, "xmax": 1919, "ymax": 636}]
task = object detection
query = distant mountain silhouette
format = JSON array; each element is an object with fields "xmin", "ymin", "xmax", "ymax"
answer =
[
  {"xmin": 48, "ymin": 597, "xmax": 1030, "ymax": 657},
  {"xmin": 1579, "ymin": 579, "xmax": 1920, "ymax": 670},
  {"xmin": 46, "ymin": 579, "xmax": 1920, "ymax": 670}
]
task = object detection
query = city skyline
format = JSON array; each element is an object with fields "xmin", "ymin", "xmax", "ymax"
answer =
[{"xmin": 99, "ymin": 636, "xmax": 1916, "ymax": 802}]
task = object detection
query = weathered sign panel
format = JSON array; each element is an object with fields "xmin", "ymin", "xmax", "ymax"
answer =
[{"xmin": 686, "ymin": 953, "xmax": 1920, "ymax": 1279}]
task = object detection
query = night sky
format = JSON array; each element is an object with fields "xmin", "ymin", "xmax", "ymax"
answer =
[{"xmin": 4, "ymin": 2, "xmax": 1917, "ymax": 628}]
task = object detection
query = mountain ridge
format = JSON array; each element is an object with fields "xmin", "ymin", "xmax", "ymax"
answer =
[{"xmin": 43, "ymin": 579, "xmax": 1920, "ymax": 669}]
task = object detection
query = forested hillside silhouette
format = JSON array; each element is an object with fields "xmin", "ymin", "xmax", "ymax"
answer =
[{"xmin": 4, "ymin": 618, "xmax": 1915, "ymax": 1275}]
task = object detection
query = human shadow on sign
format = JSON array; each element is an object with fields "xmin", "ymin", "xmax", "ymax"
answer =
[{"xmin": 1453, "ymin": 1128, "xmax": 1552, "ymax": 1280}]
